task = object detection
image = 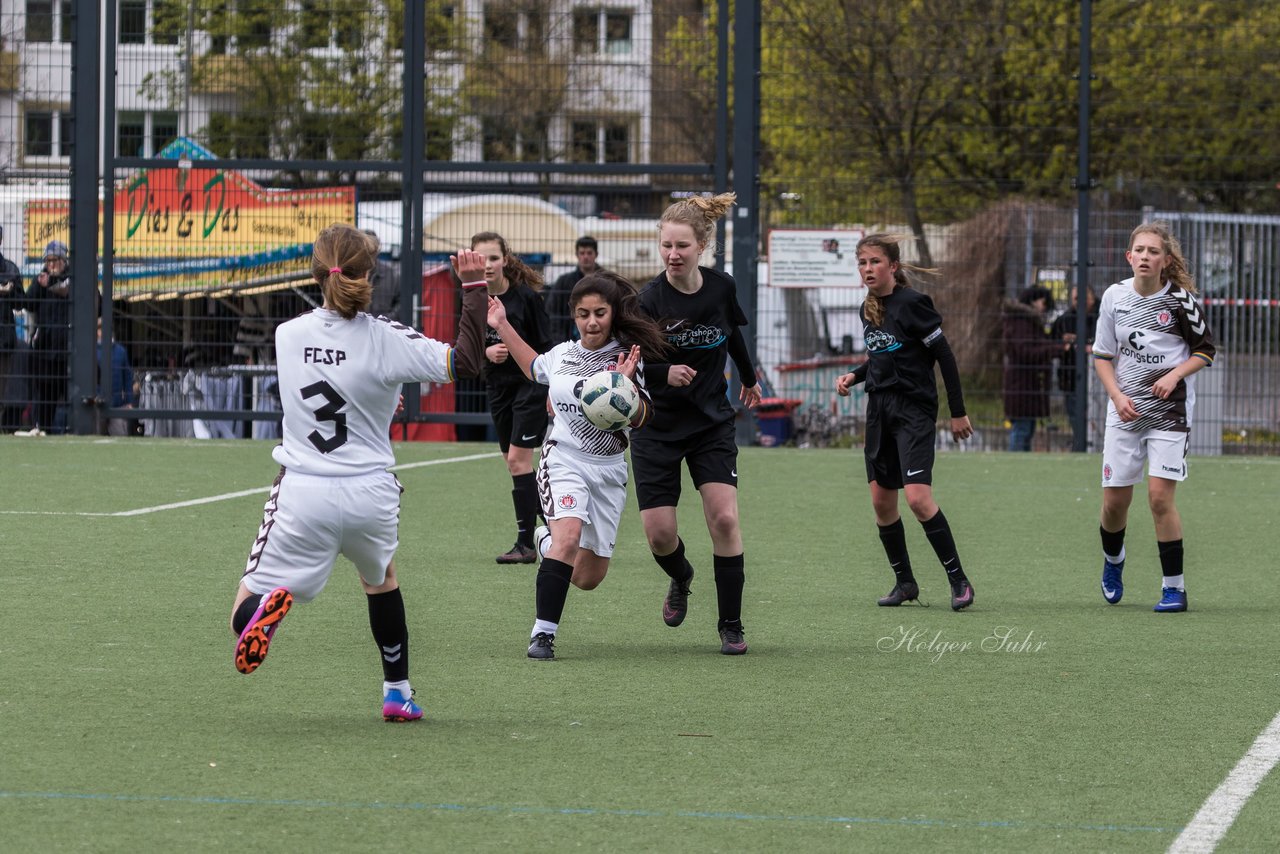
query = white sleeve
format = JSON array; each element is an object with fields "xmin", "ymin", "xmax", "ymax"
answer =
[
  {"xmin": 531, "ymin": 343, "xmax": 567, "ymax": 386},
  {"xmin": 377, "ymin": 319, "xmax": 455, "ymax": 385},
  {"xmin": 1092, "ymin": 287, "xmax": 1117, "ymax": 359}
]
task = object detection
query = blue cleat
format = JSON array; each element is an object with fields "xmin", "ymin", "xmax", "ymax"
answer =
[
  {"xmin": 383, "ymin": 688, "xmax": 423, "ymax": 722},
  {"xmin": 1101, "ymin": 559, "xmax": 1125, "ymax": 604},
  {"xmin": 1153, "ymin": 587, "xmax": 1188, "ymax": 613}
]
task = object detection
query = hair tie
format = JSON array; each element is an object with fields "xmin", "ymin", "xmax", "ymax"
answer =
[{"xmin": 329, "ymin": 267, "xmax": 342, "ymax": 275}]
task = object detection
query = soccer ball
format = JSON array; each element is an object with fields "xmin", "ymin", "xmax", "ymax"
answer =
[{"xmin": 578, "ymin": 370, "xmax": 639, "ymax": 431}]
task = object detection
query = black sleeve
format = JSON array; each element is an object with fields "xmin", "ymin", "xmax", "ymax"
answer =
[
  {"xmin": 849, "ymin": 361, "xmax": 868, "ymax": 385},
  {"xmin": 927, "ymin": 333, "xmax": 966, "ymax": 418},
  {"xmin": 643, "ymin": 361, "xmax": 670, "ymax": 389},
  {"xmin": 725, "ymin": 325, "xmax": 757, "ymax": 387},
  {"xmin": 525, "ymin": 288, "xmax": 555, "ymax": 353}
]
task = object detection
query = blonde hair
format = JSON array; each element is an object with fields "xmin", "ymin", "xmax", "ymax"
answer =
[
  {"xmin": 857, "ymin": 232, "xmax": 938, "ymax": 326},
  {"xmin": 312, "ymin": 223, "xmax": 377, "ymax": 319},
  {"xmin": 1129, "ymin": 221, "xmax": 1196, "ymax": 294},
  {"xmin": 470, "ymin": 231, "xmax": 544, "ymax": 292},
  {"xmin": 659, "ymin": 192, "xmax": 736, "ymax": 247}
]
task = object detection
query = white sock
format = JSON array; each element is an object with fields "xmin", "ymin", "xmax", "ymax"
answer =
[
  {"xmin": 1162, "ymin": 575, "xmax": 1185, "ymax": 591},
  {"xmin": 384, "ymin": 679, "xmax": 411, "ymax": 699},
  {"xmin": 532, "ymin": 619, "xmax": 558, "ymax": 638},
  {"xmin": 1104, "ymin": 546, "xmax": 1126, "ymax": 564}
]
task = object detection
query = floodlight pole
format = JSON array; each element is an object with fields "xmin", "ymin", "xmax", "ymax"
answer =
[
  {"xmin": 731, "ymin": 0, "xmax": 761, "ymax": 445},
  {"xmin": 1072, "ymin": 0, "xmax": 1094, "ymax": 452},
  {"xmin": 69, "ymin": 0, "xmax": 102, "ymax": 435}
]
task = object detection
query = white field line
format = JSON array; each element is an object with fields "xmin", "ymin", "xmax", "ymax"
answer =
[
  {"xmin": 1167, "ymin": 710, "xmax": 1280, "ymax": 853},
  {"xmin": 1, "ymin": 452, "xmax": 501, "ymax": 518}
]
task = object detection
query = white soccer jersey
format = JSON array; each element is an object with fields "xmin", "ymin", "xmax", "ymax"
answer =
[
  {"xmin": 532, "ymin": 339, "xmax": 647, "ymax": 459},
  {"xmin": 272, "ymin": 309, "xmax": 455, "ymax": 475},
  {"xmin": 1093, "ymin": 278, "xmax": 1216, "ymax": 433}
]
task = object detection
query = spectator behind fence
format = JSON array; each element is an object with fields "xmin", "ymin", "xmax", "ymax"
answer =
[
  {"xmin": 363, "ymin": 229, "xmax": 402, "ymax": 321},
  {"xmin": 1051, "ymin": 285, "xmax": 1099, "ymax": 448},
  {"xmin": 96, "ymin": 318, "xmax": 138, "ymax": 436},
  {"xmin": 544, "ymin": 236, "xmax": 600, "ymax": 343},
  {"xmin": 0, "ymin": 225, "xmax": 25, "ymax": 432},
  {"xmin": 19, "ymin": 241, "xmax": 74, "ymax": 436},
  {"xmin": 1001, "ymin": 284, "xmax": 1059, "ymax": 451}
]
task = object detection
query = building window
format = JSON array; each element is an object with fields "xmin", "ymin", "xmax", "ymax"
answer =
[
  {"xmin": 118, "ymin": 112, "xmax": 146, "ymax": 157},
  {"xmin": 120, "ymin": 0, "xmax": 184, "ymax": 46},
  {"xmin": 118, "ymin": 111, "xmax": 180, "ymax": 158},
  {"xmin": 24, "ymin": 110, "xmax": 73, "ymax": 159},
  {"xmin": 300, "ymin": 0, "xmax": 361, "ymax": 50},
  {"xmin": 206, "ymin": 113, "xmax": 272, "ymax": 159},
  {"xmin": 573, "ymin": 9, "xmax": 631, "ymax": 55},
  {"xmin": 120, "ymin": 1, "xmax": 148, "ymax": 44},
  {"xmin": 26, "ymin": 0, "xmax": 72, "ymax": 43},
  {"xmin": 482, "ymin": 117, "xmax": 546, "ymax": 163},
  {"xmin": 570, "ymin": 119, "xmax": 632, "ymax": 164},
  {"xmin": 484, "ymin": 3, "xmax": 546, "ymax": 55}
]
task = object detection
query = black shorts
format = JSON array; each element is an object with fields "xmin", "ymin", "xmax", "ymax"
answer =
[
  {"xmin": 864, "ymin": 393, "xmax": 936, "ymax": 489},
  {"xmin": 631, "ymin": 420, "xmax": 738, "ymax": 511},
  {"xmin": 489, "ymin": 381, "xmax": 549, "ymax": 453}
]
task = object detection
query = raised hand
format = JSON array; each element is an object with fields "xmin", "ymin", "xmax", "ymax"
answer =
[
  {"xmin": 451, "ymin": 249, "xmax": 488, "ymax": 285},
  {"xmin": 615, "ymin": 344, "xmax": 642, "ymax": 379}
]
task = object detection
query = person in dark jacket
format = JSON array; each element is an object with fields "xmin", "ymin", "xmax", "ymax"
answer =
[
  {"xmin": 1051, "ymin": 285, "xmax": 1099, "ymax": 448},
  {"xmin": 21, "ymin": 240, "xmax": 73, "ymax": 435},
  {"xmin": 544, "ymin": 236, "xmax": 600, "ymax": 343},
  {"xmin": 0, "ymin": 225, "xmax": 26, "ymax": 431},
  {"xmin": 1001, "ymin": 285, "xmax": 1059, "ymax": 451}
]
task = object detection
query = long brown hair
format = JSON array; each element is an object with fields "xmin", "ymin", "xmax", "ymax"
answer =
[
  {"xmin": 658, "ymin": 192, "xmax": 736, "ymax": 248},
  {"xmin": 470, "ymin": 231, "xmax": 544, "ymax": 292},
  {"xmin": 312, "ymin": 223, "xmax": 377, "ymax": 319},
  {"xmin": 1129, "ymin": 221, "xmax": 1196, "ymax": 294},
  {"xmin": 570, "ymin": 271, "xmax": 670, "ymax": 361},
  {"xmin": 857, "ymin": 232, "xmax": 938, "ymax": 326}
]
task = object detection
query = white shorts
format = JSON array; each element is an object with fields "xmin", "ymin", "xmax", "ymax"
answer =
[
  {"xmin": 1100, "ymin": 426, "xmax": 1189, "ymax": 487},
  {"xmin": 241, "ymin": 468, "xmax": 402, "ymax": 603},
  {"xmin": 536, "ymin": 443, "xmax": 628, "ymax": 558}
]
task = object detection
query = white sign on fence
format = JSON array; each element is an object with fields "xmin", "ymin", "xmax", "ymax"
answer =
[{"xmin": 766, "ymin": 228, "xmax": 865, "ymax": 288}]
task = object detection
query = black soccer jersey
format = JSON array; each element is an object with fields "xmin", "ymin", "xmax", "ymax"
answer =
[
  {"xmin": 638, "ymin": 266, "xmax": 750, "ymax": 440},
  {"xmin": 859, "ymin": 287, "xmax": 950, "ymax": 411},
  {"xmin": 483, "ymin": 283, "xmax": 552, "ymax": 385}
]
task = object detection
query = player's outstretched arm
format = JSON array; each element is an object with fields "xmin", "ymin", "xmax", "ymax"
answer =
[
  {"xmin": 451, "ymin": 249, "xmax": 489, "ymax": 379},
  {"xmin": 486, "ymin": 296, "xmax": 538, "ymax": 381}
]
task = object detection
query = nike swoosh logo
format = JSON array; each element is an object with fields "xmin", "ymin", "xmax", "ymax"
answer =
[
  {"xmin": 521, "ymin": 434, "xmax": 539, "ymax": 441},
  {"xmin": 665, "ymin": 323, "xmax": 682, "ymax": 331},
  {"xmin": 906, "ymin": 469, "xmax": 924, "ymax": 476},
  {"xmin": 1103, "ymin": 587, "xmax": 1116, "ymax": 597},
  {"xmin": 730, "ymin": 469, "xmax": 738, "ymax": 478}
]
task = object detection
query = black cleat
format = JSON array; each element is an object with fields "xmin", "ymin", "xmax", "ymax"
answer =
[
  {"xmin": 497, "ymin": 543, "xmax": 537, "ymax": 565},
  {"xmin": 717, "ymin": 620, "xmax": 748, "ymax": 655},
  {"xmin": 950, "ymin": 578, "xmax": 975, "ymax": 611},
  {"xmin": 527, "ymin": 632, "xmax": 556, "ymax": 660},
  {"xmin": 662, "ymin": 570, "xmax": 693, "ymax": 627},
  {"xmin": 877, "ymin": 580, "xmax": 920, "ymax": 606}
]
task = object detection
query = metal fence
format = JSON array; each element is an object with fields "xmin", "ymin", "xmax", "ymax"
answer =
[{"xmin": 1, "ymin": 1, "xmax": 1277, "ymax": 453}]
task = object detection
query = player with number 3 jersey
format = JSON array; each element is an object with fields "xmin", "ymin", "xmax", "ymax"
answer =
[{"xmin": 229, "ymin": 223, "xmax": 488, "ymax": 722}]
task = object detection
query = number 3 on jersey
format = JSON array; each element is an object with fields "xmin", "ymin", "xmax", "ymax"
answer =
[{"xmin": 302, "ymin": 380, "xmax": 348, "ymax": 453}]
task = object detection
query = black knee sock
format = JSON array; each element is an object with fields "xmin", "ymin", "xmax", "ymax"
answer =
[
  {"xmin": 535, "ymin": 558, "xmax": 574, "ymax": 624},
  {"xmin": 877, "ymin": 518, "xmax": 914, "ymax": 583},
  {"xmin": 1158, "ymin": 539, "xmax": 1184, "ymax": 580},
  {"xmin": 512, "ymin": 472, "xmax": 539, "ymax": 547},
  {"xmin": 653, "ymin": 537, "xmax": 694, "ymax": 582},
  {"xmin": 921, "ymin": 509, "xmax": 965, "ymax": 582},
  {"xmin": 232, "ymin": 594, "xmax": 263, "ymax": 635},
  {"xmin": 1101, "ymin": 525, "xmax": 1126, "ymax": 560},
  {"xmin": 367, "ymin": 588, "xmax": 409, "ymax": 683},
  {"xmin": 713, "ymin": 553, "xmax": 745, "ymax": 625}
]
